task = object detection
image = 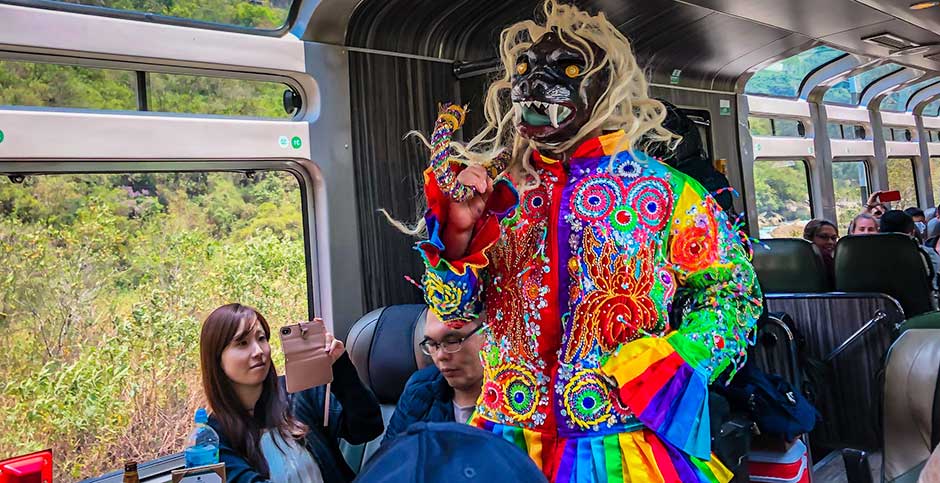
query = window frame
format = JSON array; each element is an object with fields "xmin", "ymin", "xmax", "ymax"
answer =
[
  {"xmin": 0, "ymin": 159, "xmax": 319, "ymax": 321},
  {"xmin": 752, "ymin": 157, "xmax": 815, "ymax": 238},
  {"xmin": 1, "ymin": 0, "xmax": 303, "ymax": 37}
]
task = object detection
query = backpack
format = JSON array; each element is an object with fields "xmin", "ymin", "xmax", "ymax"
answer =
[{"xmin": 715, "ymin": 362, "xmax": 820, "ymax": 441}]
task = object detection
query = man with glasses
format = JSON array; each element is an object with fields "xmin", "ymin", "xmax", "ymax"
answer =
[{"xmin": 382, "ymin": 310, "xmax": 485, "ymax": 445}]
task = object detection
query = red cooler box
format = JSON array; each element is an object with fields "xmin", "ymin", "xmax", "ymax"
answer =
[{"xmin": 749, "ymin": 440, "xmax": 810, "ymax": 483}]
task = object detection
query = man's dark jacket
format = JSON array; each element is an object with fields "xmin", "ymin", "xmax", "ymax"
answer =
[{"xmin": 382, "ymin": 365, "xmax": 455, "ymax": 445}]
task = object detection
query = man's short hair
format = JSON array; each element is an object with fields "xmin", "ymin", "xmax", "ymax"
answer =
[
  {"xmin": 880, "ymin": 210, "xmax": 916, "ymax": 234},
  {"xmin": 905, "ymin": 207, "xmax": 925, "ymax": 219}
]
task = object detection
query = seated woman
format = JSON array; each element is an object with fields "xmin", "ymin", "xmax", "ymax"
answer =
[
  {"xmin": 848, "ymin": 213, "xmax": 879, "ymax": 235},
  {"xmin": 199, "ymin": 303, "xmax": 383, "ymax": 483},
  {"xmin": 803, "ymin": 219, "xmax": 838, "ymax": 283}
]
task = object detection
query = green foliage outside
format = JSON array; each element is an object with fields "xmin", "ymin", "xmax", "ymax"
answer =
[
  {"xmin": 887, "ymin": 158, "xmax": 920, "ymax": 210},
  {"xmin": 833, "ymin": 161, "xmax": 870, "ymax": 232},
  {"xmin": 0, "ymin": 0, "xmax": 291, "ymax": 118},
  {"xmin": 0, "ymin": 60, "xmax": 287, "ymax": 119},
  {"xmin": 0, "ymin": 172, "xmax": 306, "ymax": 482},
  {"xmin": 931, "ymin": 158, "xmax": 940, "ymax": 205},
  {"xmin": 58, "ymin": 0, "xmax": 290, "ymax": 29},
  {"xmin": 745, "ymin": 46, "xmax": 844, "ymax": 98},
  {"xmin": 753, "ymin": 160, "xmax": 812, "ymax": 238}
]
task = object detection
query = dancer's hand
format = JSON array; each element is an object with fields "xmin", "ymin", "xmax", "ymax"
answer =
[
  {"xmin": 445, "ymin": 165, "xmax": 493, "ymax": 233},
  {"xmin": 440, "ymin": 165, "xmax": 492, "ymax": 259}
]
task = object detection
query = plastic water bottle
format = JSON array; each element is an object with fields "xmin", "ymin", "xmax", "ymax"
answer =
[{"xmin": 184, "ymin": 408, "xmax": 220, "ymax": 467}]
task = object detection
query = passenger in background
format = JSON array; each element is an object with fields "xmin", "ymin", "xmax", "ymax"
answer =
[
  {"xmin": 880, "ymin": 210, "xmax": 940, "ymax": 290},
  {"xmin": 199, "ymin": 303, "xmax": 383, "ymax": 483},
  {"xmin": 880, "ymin": 210, "xmax": 917, "ymax": 237},
  {"xmin": 382, "ymin": 310, "xmax": 485, "ymax": 445},
  {"xmin": 804, "ymin": 219, "xmax": 838, "ymax": 284},
  {"xmin": 906, "ymin": 207, "xmax": 926, "ymax": 225},
  {"xmin": 906, "ymin": 207, "xmax": 927, "ymax": 241},
  {"xmin": 848, "ymin": 213, "xmax": 879, "ymax": 235},
  {"xmin": 926, "ymin": 206, "xmax": 940, "ymax": 239}
]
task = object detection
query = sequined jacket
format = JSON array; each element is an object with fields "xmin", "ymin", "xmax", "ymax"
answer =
[{"xmin": 418, "ymin": 131, "xmax": 762, "ymax": 459}]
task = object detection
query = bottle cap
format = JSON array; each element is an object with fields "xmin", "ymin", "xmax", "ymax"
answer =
[
  {"xmin": 194, "ymin": 407, "xmax": 208, "ymax": 424},
  {"xmin": 124, "ymin": 461, "xmax": 138, "ymax": 472}
]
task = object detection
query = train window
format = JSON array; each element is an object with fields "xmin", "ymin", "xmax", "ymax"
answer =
[
  {"xmin": 827, "ymin": 123, "xmax": 866, "ymax": 140},
  {"xmin": 148, "ymin": 73, "xmax": 291, "ymax": 118},
  {"xmin": 36, "ymin": 0, "xmax": 293, "ymax": 30},
  {"xmin": 0, "ymin": 59, "xmax": 136, "ymax": 110},
  {"xmin": 745, "ymin": 46, "xmax": 845, "ymax": 98},
  {"xmin": 748, "ymin": 117, "xmax": 806, "ymax": 137},
  {"xmin": 924, "ymin": 100, "xmax": 940, "ymax": 117},
  {"xmin": 823, "ymin": 63, "xmax": 903, "ymax": 105},
  {"xmin": 833, "ymin": 160, "xmax": 870, "ymax": 230},
  {"xmin": 880, "ymin": 78, "xmax": 940, "ymax": 112},
  {"xmin": 753, "ymin": 159, "xmax": 812, "ymax": 238},
  {"xmin": 0, "ymin": 171, "xmax": 307, "ymax": 481},
  {"xmin": 931, "ymin": 157, "xmax": 940, "ymax": 204},
  {"xmin": 886, "ymin": 158, "xmax": 920, "ymax": 208},
  {"xmin": 827, "ymin": 122, "xmax": 842, "ymax": 139},
  {"xmin": 883, "ymin": 126, "xmax": 913, "ymax": 142}
]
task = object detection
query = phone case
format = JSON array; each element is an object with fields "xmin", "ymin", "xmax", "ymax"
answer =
[
  {"xmin": 278, "ymin": 319, "xmax": 333, "ymax": 393},
  {"xmin": 879, "ymin": 191, "xmax": 902, "ymax": 203}
]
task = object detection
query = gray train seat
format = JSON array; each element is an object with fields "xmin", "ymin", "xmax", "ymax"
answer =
[
  {"xmin": 342, "ymin": 304, "xmax": 431, "ymax": 472},
  {"xmin": 835, "ymin": 233, "xmax": 937, "ymax": 318},
  {"xmin": 901, "ymin": 310, "xmax": 940, "ymax": 332},
  {"xmin": 752, "ymin": 238, "xmax": 831, "ymax": 293},
  {"xmin": 883, "ymin": 329, "xmax": 940, "ymax": 483}
]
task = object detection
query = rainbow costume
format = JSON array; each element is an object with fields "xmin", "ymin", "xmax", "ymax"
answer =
[{"xmin": 418, "ymin": 130, "xmax": 762, "ymax": 482}]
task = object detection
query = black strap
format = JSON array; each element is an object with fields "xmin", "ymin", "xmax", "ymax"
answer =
[{"xmin": 931, "ymin": 357, "xmax": 940, "ymax": 450}]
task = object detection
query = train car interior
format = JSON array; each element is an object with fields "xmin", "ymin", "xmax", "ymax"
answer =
[{"xmin": 7, "ymin": 0, "xmax": 940, "ymax": 481}]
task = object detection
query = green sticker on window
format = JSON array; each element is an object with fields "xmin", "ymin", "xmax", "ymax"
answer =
[
  {"xmin": 0, "ymin": 130, "xmax": 4, "ymax": 144},
  {"xmin": 291, "ymin": 136, "xmax": 302, "ymax": 149}
]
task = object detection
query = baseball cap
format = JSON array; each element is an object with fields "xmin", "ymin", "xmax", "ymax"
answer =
[{"xmin": 355, "ymin": 422, "xmax": 547, "ymax": 483}]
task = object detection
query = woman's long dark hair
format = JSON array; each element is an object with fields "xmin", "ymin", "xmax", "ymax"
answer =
[{"xmin": 200, "ymin": 303, "xmax": 307, "ymax": 476}]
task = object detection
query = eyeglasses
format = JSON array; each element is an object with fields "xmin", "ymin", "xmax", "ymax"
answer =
[{"xmin": 419, "ymin": 323, "xmax": 486, "ymax": 356}]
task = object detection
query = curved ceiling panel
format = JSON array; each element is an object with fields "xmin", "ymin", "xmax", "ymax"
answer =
[{"xmin": 346, "ymin": 0, "xmax": 794, "ymax": 91}]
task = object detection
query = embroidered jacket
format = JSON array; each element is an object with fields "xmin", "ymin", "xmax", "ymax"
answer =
[{"xmin": 417, "ymin": 131, "xmax": 762, "ymax": 459}]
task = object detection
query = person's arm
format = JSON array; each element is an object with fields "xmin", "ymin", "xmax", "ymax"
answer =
[
  {"xmin": 865, "ymin": 191, "xmax": 884, "ymax": 211},
  {"xmin": 418, "ymin": 164, "xmax": 518, "ymax": 326},
  {"xmin": 601, "ymin": 173, "xmax": 762, "ymax": 460},
  {"xmin": 293, "ymin": 353, "xmax": 384, "ymax": 445}
]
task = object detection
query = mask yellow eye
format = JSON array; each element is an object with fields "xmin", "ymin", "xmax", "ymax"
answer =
[
  {"xmin": 516, "ymin": 62, "xmax": 528, "ymax": 75},
  {"xmin": 565, "ymin": 64, "xmax": 581, "ymax": 78}
]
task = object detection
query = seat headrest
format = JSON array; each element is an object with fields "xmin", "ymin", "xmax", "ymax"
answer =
[
  {"xmin": 834, "ymin": 233, "xmax": 934, "ymax": 317},
  {"xmin": 751, "ymin": 238, "xmax": 830, "ymax": 293},
  {"xmin": 883, "ymin": 329, "xmax": 940, "ymax": 482},
  {"xmin": 346, "ymin": 305, "xmax": 432, "ymax": 404}
]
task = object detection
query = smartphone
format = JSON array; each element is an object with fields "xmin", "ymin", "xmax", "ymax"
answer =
[
  {"xmin": 877, "ymin": 190, "xmax": 902, "ymax": 203},
  {"xmin": 279, "ymin": 318, "xmax": 333, "ymax": 393}
]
